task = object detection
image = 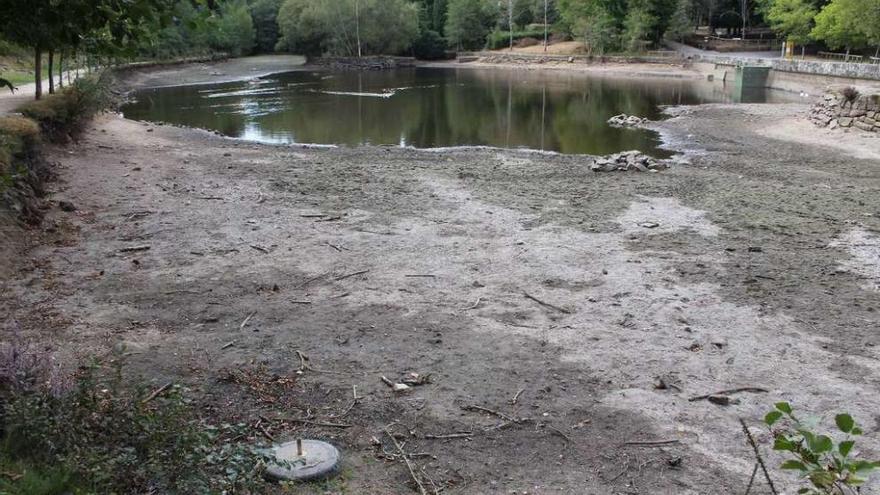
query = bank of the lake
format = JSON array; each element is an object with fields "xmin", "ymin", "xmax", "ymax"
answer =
[{"xmin": 2, "ymin": 55, "xmax": 879, "ymax": 494}]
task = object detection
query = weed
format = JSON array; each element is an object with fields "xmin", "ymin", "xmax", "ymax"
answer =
[
  {"xmin": 0, "ymin": 332, "xmax": 277, "ymax": 494},
  {"xmin": 765, "ymin": 402, "xmax": 880, "ymax": 494}
]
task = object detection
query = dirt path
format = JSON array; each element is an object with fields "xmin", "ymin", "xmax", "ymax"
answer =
[{"xmin": 2, "ymin": 57, "xmax": 880, "ymax": 494}]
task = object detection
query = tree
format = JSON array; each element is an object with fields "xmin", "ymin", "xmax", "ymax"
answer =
[
  {"xmin": 445, "ymin": 0, "xmax": 500, "ymax": 50},
  {"xmin": 514, "ymin": 0, "xmax": 536, "ymax": 28},
  {"xmin": 276, "ymin": 0, "xmax": 419, "ymax": 56},
  {"xmin": 214, "ymin": 0, "xmax": 256, "ymax": 56},
  {"xmin": 764, "ymin": 0, "xmax": 817, "ymax": 49},
  {"xmin": 811, "ymin": 0, "xmax": 878, "ymax": 54},
  {"xmin": 665, "ymin": 0, "xmax": 695, "ymax": 40},
  {"xmin": 558, "ymin": 0, "xmax": 624, "ymax": 53},
  {"xmin": 250, "ymin": 0, "xmax": 282, "ymax": 53},
  {"xmin": 622, "ymin": 0, "xmax": 657, "ymax": 50}
]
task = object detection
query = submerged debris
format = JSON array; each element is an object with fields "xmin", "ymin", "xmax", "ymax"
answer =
[
  {"xmin": 590, "ymin": 151, "xmax": 669, "ymax": 172},
  {"xmin": 607, "ymin": 114, "xmax": 648, "ymax": 127}
]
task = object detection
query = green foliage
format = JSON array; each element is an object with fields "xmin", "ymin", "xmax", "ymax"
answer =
[
  {"xmin": 276, "ymin": 0, "xmax": 419, "ymax": 56},
  {"xmin": 764, "ymin": 0, "xmax": 817, "ymax": 44},
  {"xmin": 214, "ymin": 0, "xmax": 256, "ymax": 56},
  {"xmin": 622, "ymin": 0, "xmax": 657, "ymax": 51},
  {"xmin": 445, "ymin": 0, "xmax": 500, "ymax": 50},
  {"xmin": 486, "ymin": 29, "xmax": 548, "ymax": 49},
  {"xmin": 18, "ymin": 75, "xmax": 110, "ymax": 142},
  {"xmin": 764, "ymin": 402, "xmax": 880, "ymax": 494},
  {"xmin": 250, "ymin": 0, "xmax": 283, "ymax": 53},
  {"xmin": 0, "ymin": 344, "xmax": 274, "ymax": 494},
  {"xmin": 558, "ymin": 0, "xmax": 622, "ymax": 52},
  {"xmin": 664, "ymin": 0, "xmax": 694, "ymax": 40},
  {"xmin": 811, "ymin": 0, "xmax": 874, "ymax": 50},
  {"xmin": 413, "ymin": 29, "xmax": 448, "ymax": 59}
]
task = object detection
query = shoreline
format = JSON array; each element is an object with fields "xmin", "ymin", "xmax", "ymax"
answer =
[{"xmin": 2, "ymin": 55, "xmax": 879, "ymax": 494}]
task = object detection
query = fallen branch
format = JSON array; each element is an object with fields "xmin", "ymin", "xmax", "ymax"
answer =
[
  {"xmin": 119, "ymin": 245, "xmax": 151, "ymax": 253},
  {"xmin": 523, "ymin": 292, "xmax": 572, "ymax": 314},
  {"xmin": 688, "ymin": 387, "xmax": 769, "ymax": 402},
  {"xmin": 383, "ymin": 426, "xmax": 428, "ymax": 495},
  {"xmin": 405, "ymin": 274, "xmax": 436, "ymax": 278},
  {"xmin": 239, "ymin": 311, "xmax": 256, "ymax": 331},
  {"xmin": 510, "ymin": 388, "xmax": 525, "ymax": 405},
  {"xmin": 296, "ymin": 271, "xmax": 330, "ymax": 288},
  {"xmin": 141, "ymin": 382, "xmax": 172, "ymax": 404},
  {"xmin": 250, "ymin": 245, "xmax": 269, "ymax": 254},
  {"xmin": 739, "ymin": 418, "xmax": 778, "ymax": 495},
  {"xmin": 220, "ymin": 340, "xmax": 236, "ymax": 350},
  {"xmin": 462, "ymin": 404, "xmax": 518, "ymax": 423},
  {"xmin": 464, "ymin": 297, "xmax": 482, "ymax": 310},
  {"xmin": 546, "ymin": 424, "xmax": 572, "ymax": 443},
  {"xmin": 622, "ymin": 439, "xmax": 680, "ymax": 447},
  {"xmin": 289, "ymin": 418, "xmax": 352, "ymax": 428},
  {"xmin": 424, "ymin": 432, "xmax": 473, "ymax": 440},
  {"xmin": 335, "ymin": 269, "xmax": 370, "ymax": 281}
]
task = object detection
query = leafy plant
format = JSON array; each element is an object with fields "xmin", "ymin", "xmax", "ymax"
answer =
[
  {"xmin": 765, "ymin": 402, "xmax": 880, "ymax": 494},
  {"xmin": 0, "ymin": 336, "xmax": 277, "ymax": 494}
]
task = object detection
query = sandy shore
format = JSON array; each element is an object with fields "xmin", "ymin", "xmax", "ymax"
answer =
[{"xmin": 2, "ymin": 56, "xmax": 880, "ymax": 494}]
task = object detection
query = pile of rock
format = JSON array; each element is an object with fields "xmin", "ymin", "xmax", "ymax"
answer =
[
  {"xmin": 607, "ymin": 114, "xmax": 648, "ymax": 127},
  {"xmin": 590, "ymin": 151, "xmax": 669, "ymax": 172},
  {"xmin": 810, "ymin": 88, "xmax": 880, "ymax": 132}
]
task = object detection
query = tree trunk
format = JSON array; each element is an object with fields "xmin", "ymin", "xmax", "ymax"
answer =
[
  {"xmin": 58, "ymin": 52, "xmax": 63, "ymax": 88},
  {"xmin": 34, "ymin": 46, "xmax": 43, "ymax": 100},
  {"xmin": 48, "ymin": 50, "xmax": 55, "ymax": 94}
]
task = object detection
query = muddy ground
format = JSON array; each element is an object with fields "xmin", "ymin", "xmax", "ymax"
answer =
[{"xmin": 2, "ymin": 57, "xmax": 880, "ymax": 494}]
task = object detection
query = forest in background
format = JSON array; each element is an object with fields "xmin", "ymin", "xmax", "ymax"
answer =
[{"xmin": 1, "ymin": 0, "xmax": 879, "ymax": 99}]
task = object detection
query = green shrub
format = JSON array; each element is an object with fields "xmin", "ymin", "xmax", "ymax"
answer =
[
  {"xmin": 486, "ymin": 29, "xmax": 547, "ymax": 50},
  {"xmin": 764, "ymin": 402, "xmax": 880, "ymax": 494},
  {"xmin": 0, "ymin": 336, "xmax": 275, "ymax": 494},
  {"xmin": 413, "ymin": 30, "xmax": 448, "ymax": 60},
  {"xmin": 17, "ymin": 75, "xmax": 111, "ymax": 143}
]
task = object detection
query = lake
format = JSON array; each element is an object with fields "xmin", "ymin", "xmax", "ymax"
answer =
[{"xmin": 121, "ymin": 66, "xmax": 793, "ymax": 156}]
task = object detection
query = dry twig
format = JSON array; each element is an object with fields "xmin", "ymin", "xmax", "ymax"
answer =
[{"xmin": 523, "ymin": 292, "xmax": 572, "ymax": 314}]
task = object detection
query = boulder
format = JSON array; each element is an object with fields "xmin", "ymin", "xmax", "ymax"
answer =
[
  {"xmin": 607, "ymin": 114, "xmax": 648, "ymax": 128},
  {"xmin": 591, "ymin": 150, "xmax": 668, "ymax": 173}
]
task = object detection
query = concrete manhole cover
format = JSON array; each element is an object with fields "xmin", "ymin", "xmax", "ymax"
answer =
[{"xmin": 265, "ymin": 439, "xmax": 340, "ymax": 482}]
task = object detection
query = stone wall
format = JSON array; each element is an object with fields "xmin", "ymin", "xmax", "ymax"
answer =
[
  {"xmin": 773, "ymin": 59, "xmax": 880, "ymax": 81},
  {"xmin": 810, "ymin": 89, "xmax": 880, "ymax": 132},
  {"xmin": 461, "ymin": 51, "xmax": 682, "ymax": 66},
  {"xmin": 310, "ymin": 56, "xmax": 415, "ymax": 70}
]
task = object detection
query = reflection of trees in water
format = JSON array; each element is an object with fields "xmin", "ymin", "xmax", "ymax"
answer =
[{"xmin": 123, "ymin": 67, "xmax": 777, "ymax": 155}]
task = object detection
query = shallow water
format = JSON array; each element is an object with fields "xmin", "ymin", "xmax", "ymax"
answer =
[{"xmin": 122, "ymin": 67, "xmax": 794, "ymax": 156}]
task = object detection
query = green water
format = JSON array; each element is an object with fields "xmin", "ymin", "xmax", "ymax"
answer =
[{"xmin": 122, "ymin": 66, "xmax": 790, "ymax": 156}]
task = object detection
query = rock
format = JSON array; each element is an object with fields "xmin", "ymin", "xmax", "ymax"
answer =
[
  {"xmin": 607, "ymin": 114, "xmax": 647, "ymax": 128},
  {"xmin": 639, "ymin": 221, "xmax": 660, "ymax": 228},
  {"xmin": 392, "ymin": 383, "xmax": 411, "ymax": 393},
  {"xmin": 58, "ymin": 200, "xmax": 77, "ymax": 212},
  {"xmin": 591, "ymin": 150, "xmax": 667, "ymax": 173},
  {"xmin": 829, "ymin": 120, "xmax": 839, "ymax": 130},
  {"xmin": 839, "ymin": 117, "xmax": 853, "ymax": 127},
  {"xmin": 854, "ymin": 120, "xmax": 874, "ymax": 132}
]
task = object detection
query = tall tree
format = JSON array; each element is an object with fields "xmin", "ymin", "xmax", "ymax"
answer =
[
  {"xmin": 764, "ymin": 0, "xmax": 817, "ymax": 51},
  {"xmin": 250, "ymin": 0, "xmax": 283, "ymax": 53},
  {"xmin": 445, "ymin": 0, "xmax": 499, "ymax": 49}
]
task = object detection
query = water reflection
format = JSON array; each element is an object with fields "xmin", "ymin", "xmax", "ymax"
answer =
[{"xmin": 122, "ymin": 67, "xmax": 793, "ymax": 156}]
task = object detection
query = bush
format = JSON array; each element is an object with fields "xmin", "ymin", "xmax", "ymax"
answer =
[
  {"xmin": 0, "ymin": 334, "xmax": 275, "ymax": 494},
  {"xmin": 18, "ymin": 75, "xmax": 111, "ymax": 142},
  {"xmin": 486, "ymin": 29, "xmax": 547, "ymax": 50},
  {"xmin": 413, "ymin": 30, "xmax": 447, "ymax": 60}
]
